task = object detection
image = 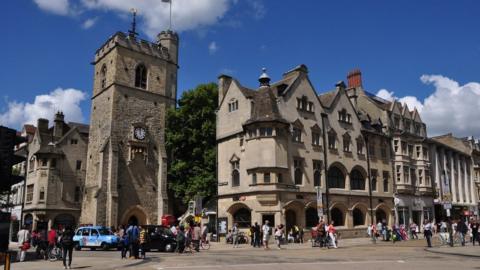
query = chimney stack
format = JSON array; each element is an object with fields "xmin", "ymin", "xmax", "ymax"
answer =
[
  {"xmin": 53, "ymin": 111, "xmax": 65, "ymax": 138},
  {"xmin": 218, "ymin": 74, "xmax": 233, "ymax": 105},
  {"xmin": 347, "ymin": 69, "xmax": 362, "ymax": 88},
  {"xmin": 37, "ymin": 118, "xmax": 49, "ymax": 133}
]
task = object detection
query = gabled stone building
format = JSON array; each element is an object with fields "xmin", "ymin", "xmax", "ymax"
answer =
[
  {"xmin": 343, "ymin": 69, "xmax": 433, "ymax": 227},
  {"xmin": 217, "ymin": 65, "xmax": 394, "ymax": 237},
  {"xmin": 23, "ymin": 112, "xmax": 89, "ymax": 230}
]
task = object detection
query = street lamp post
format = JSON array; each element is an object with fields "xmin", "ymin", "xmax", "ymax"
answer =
[
  {"xmin": 364, "ymin": 134, "xmax": 376, "ymax": 244},
  {"xmin": 320, "ymin": 113, "xmax": 330, "ymax": 223}
]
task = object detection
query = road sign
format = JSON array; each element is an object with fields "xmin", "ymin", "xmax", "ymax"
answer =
[{"xmin": 443, "ymin": 203, "xmax": 452, "ymax": 210}]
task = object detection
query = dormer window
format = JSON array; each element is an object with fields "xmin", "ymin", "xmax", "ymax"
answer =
[
  {"xmin": 404, "ymin": 120, "xmax": 411, "ymax": 132},
  {"xmin": 338, "ymin": 109, "xmax": 351, "ymax": 123},
  {"xmin": 296, "ymin": 96, "xmax": 314, "ymax": 112},
  {"xmin": 394, "ymin": 116, "xmax": 400, "ymax": 129},
  {"xmin": 135, "ymin": 64, "xmax": 147, "ymax": 89},
  {"xmin": 228, "ymin": 100, "xmax": 239, "ymax": 112}
]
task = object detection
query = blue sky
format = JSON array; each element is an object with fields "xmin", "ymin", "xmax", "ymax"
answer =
[{"xmin": 1, "ymin": 0, "xmax": 480, "ymax": 137}]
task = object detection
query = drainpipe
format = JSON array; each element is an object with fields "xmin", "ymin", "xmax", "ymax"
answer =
[{"xmin": 320, "ymin": 113, "xmax": 330, "ymax": 223}]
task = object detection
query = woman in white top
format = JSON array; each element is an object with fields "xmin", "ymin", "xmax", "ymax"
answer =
[{"xmin": 262, "ymin": 220, "xmax": 271, "ymax": 250}]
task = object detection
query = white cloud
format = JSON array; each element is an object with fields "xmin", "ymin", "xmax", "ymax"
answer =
[
  {"xmin": 82, "ymin": 17, "xmax": 98, "ymax": 29},
  {"xmin": 376, "ymin": 75, "xmax": 480, "ymax": 137},
  {"xmin": 0, "ymin": 88, "xmax": 88, "ymax": 129},
  {"xmin": 34, "ymin": 0, "xmax": 231, "ymax": 38},
  {"xmin": 208, "ymin": 41, "xmax": 218, "ymax": 55},
  {"xmin": 34, "ymin": 0, "xmax": 71, "ymax": 15},
  {"xmin": 376, "ymin": 89, "xmax": 394, "ymax": 101}
]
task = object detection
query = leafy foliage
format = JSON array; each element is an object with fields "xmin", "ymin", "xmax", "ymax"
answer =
[{"xmin": 166, "ymin": 83, "xmax": 218, "ymax": 204}]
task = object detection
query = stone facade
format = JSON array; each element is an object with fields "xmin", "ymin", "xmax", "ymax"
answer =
[
  {"xmin": 80, "ymin": 30, "xmax": 178, "ymax": 227},
  {"xmin": 429, "ymin": 134, "xmax": 479, "ymax": 220},
  {"xmin": 22, "ymin": 113, "xmax": 89, "ymax": 231},
  {"xmin": 217, "ymin": 66, "xmax": 394, "ymax": 238}
]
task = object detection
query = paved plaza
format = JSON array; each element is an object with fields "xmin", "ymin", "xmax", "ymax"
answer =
[{"xmin": 6, "ymin": 238, "xmax": 480, "ymax": 270}]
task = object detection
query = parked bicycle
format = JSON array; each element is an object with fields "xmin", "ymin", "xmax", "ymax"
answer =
[{"xmin": 48, "ymin": 245, "xmax": 63, "ymax": 261}]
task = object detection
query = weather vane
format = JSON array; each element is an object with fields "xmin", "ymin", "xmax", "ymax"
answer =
[{"xmin": 128, "ymin": 8, "xmax": 138, "ymax": 38}]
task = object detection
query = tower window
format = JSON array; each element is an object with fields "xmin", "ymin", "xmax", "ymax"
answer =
[
  {"xmin": 100, "ymin": 64, "xmax": 107, "ymax": 89},
  {"xmin": 135, "ymin": 64, "xmax": 148, "ymax": 89}
]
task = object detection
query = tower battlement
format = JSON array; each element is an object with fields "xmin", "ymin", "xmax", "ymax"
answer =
[{"xmin": 94, "ymin": 31, "xmax": 173, "ymax": 64}]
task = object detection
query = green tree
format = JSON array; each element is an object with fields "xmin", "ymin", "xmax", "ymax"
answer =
[{"xmin": 166, "ymin": 83, "xmax": 218, "ymax": 205}]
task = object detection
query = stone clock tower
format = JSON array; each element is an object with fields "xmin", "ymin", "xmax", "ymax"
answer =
[{"xmin": 80, "ymin": 25, "xmax": 178, "ymax": 226}]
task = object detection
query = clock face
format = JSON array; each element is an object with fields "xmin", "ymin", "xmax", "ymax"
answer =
[{"xmin": 134, "ymin": 127, "xmax": 146, "ymax": 140}]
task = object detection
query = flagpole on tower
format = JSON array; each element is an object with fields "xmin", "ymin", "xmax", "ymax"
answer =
[{"xmin": 162, "ymin": 0, "xmax": 172, "ymax": 30}]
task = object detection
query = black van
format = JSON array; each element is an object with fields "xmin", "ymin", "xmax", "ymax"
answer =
[{"xmin": 142, "ymin": 225, "xmax": 177, "ymax": 252}]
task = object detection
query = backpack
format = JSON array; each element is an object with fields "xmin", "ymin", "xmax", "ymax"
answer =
[{"xmin": 61, "ymin": 231, "xmax": 74, "ymax": 246}]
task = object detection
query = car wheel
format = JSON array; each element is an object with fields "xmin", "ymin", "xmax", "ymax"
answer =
[
  {"xmin": 101, "ymin": 243, "xmax": 109, "ymax": 251},
  {"xmin": 74, "ymin": 243, "xmax": 81, "ymax": 251},
  {"xmin": 165, "ymin": 243, "xmax": 174, "ymax": 252}
]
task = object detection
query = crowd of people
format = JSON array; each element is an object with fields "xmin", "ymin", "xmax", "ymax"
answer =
[
  {"xmin": 18, "ymin": 225, "xmax": 75, "ymax": 269},
  {"xmin": 11, "ymin": 215, "xmax": 480, "ymax": 269},
  {"xmin": 367, "ymin": 217, "xmax": 480, "ymax": 248}
]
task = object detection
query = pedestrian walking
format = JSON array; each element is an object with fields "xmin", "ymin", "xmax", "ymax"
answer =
[
  {"xmin": 423, "ymin": 220, "xmax": 433, "ymax": 247},
  {"xmin": 456, "ymin": 218, "xmax": 468, "ymax": 246},
  {"xmin": 253, "ymin": 222, "xmax": 261, "ymax": 247},
  {"xmin": 139, "ymin": 226, "xmax": 147, "ymax": 259},
  {"xmin": 470, "ymin": 219, "xmax": 479, "ymax": 246},
  {"xmin": 298, "ymin": 226, "xmax": 304, "ymax": 244},
  {"xmin": 410, "ymin": 222, "xmax": 418, "ymax": 240},
  {"xmin": 232, "ymin": 223, "xmax": 239, "ymax": 248},
  {"xmin": 262, "ymin": 220, "xmax": 271, "ymax": 250},
  {"xmin": 249, "ymin": 225, "xmax": 254, "ymax": 246},
  {"xmin": 274, "ymin": 225, "xmax": 284, "ymax": 249},
  {"xmin": 176, "ymin": 225, "xmax": 186, "ymax": 253},
  {"xmin": 120, "ymin": 229, "xmax": 129, "ymax": 259},
  {"xmin": 193, "ymin": 222, "xmax": 201, "ymax": 252},
  {"xmin": 60, "ymin": 226, "xmax": 75, "ymax": 269},
  {"xmin": 47, "ymin": 227, "xmax": 57, "ymax": 256},
  {"xmin": 126, "ymin": 223, "xmax": 140, "ymax": 259},
  {"xmin": 17, "ymin": 226, "xmax": 31, "ymax": 262},
  {"xmin": 327, "ymin": 221, "xmax": 337, "ymax": 248}
]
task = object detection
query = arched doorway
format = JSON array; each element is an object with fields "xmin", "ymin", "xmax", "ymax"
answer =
[
  {"xmin": 233, "ymin": 208, "xmax": 251, "ymax": 228},
  {"xmin": 120, "ymin": 205, "xmax": 148, "ymax": 226},
  {"xmin": 285, "ymin": 209, "xmax": 296, "ymax": 233},
  {"xmin": 127, "ymin": 215, "xmax": 139, "ymax": 226}
]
